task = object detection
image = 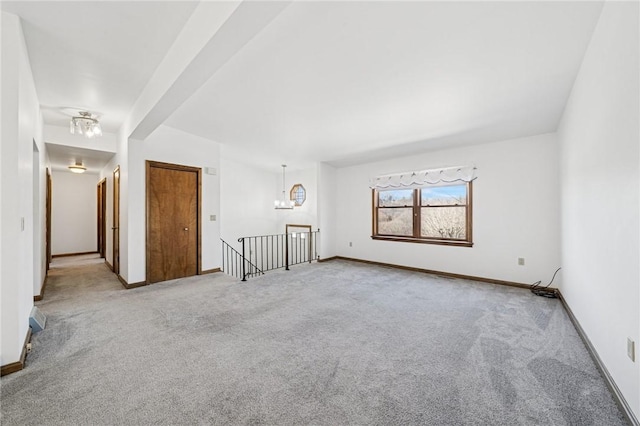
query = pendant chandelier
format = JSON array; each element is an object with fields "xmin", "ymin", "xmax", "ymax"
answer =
[
  {"xmin": 274, "ymin": 164, "xmax": 294, "ymax": 210},
  {"xmin": 69, "ymin": 111, "xmax": 102, "ymax": 138}
]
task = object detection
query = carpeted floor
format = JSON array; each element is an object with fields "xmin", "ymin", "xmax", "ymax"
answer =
[{"xmin": 0, "ymin": 256, "xmax": 628, "ymax": 425}]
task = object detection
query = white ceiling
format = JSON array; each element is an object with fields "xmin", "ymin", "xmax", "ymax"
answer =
[
  {"xmin": 1, "ymin": 1, "xmax": 198, "ymax": 133},
  {"xmin": 3, "ymin": 1, "xmax": 604, "ymax": 169},
  {"xmin": 45, "ymin": 143, "xmax": 115, "ymax": 174}
]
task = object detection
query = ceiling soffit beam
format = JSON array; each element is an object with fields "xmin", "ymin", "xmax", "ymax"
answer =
[
  {"xmin": 44, "ymin": 125, "xmax": 117, "ymax": 153},
  {"xmin": 126, "ymin": 1, "xmax": 292, "ymax": 141},
  {"xmin": 121, "ymin": 1, "xmax": 241, "ymax": 141}
]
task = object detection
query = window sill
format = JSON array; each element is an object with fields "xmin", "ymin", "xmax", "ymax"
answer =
[{"xmin": 371, "ymin": 235, "xmax": 473, "ymax": 247}]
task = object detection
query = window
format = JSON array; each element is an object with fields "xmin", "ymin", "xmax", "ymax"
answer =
[
  {"xmin": 372, "ymin": 182, "xmax": 472, "ymax": 246},
  {"xmin": 290, "ymin": 184, "xmax": 306, "ymax": 206}
]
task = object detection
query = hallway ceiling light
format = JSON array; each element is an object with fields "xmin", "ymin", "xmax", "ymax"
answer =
[
  {"xmin": 274, "ymin": 164, "xmax": 294, "ymax": 210},
  {"xmin": 69, "ymin": 111, "xmax": 102, "ymax": 138},
  {"xmin": 68, "ymin": 161, "xmax": 87, "ymax": 174}
]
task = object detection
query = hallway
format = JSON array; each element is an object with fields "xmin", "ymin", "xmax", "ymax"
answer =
[
  {"xmin": 44, "ymin": 253, "xmax": 122, "ymax": 301},
  {"xmin": 1, "ymin": 255, "xmax": 238, "ymax": 424},
  {"xmin": 50, "ymin": 253, "xmax": 105, "ymax": 269}
]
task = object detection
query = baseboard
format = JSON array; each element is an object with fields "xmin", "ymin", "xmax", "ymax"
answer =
[
  {"xmin": 330, "ymin": 256, "xmax": 537, "ymax": 290},
  {"xmin": 34, "ymin": 275, "xmax": 49, "ymax": 302},
  {"xmin": 1, "ymin": 327, "xmax": 32, "ymax": 376},
  {"xmin": 118, "ymin": 270, "xmax": 220, "ymax": 288},
  {"xmin": 105, "ymin": 260, "xmax": 113, "ymax": 271},
  {"xmin": 52, "ymin": 251, "xmax": 98, "ymax": 258},
  {"xmin": 318, "ymin": 256, "xmax": 338, "ymax": 263},
  {"xmin": 557, "ymin": 291, "xmax": 639, "ymax": 426},
  {"xmin": 117, "ymin": 274, "xmax": 147, "ymax": 289},
  {"xmin": 325, "ymin": 256, "xmax": 635, "ymax": 422}
]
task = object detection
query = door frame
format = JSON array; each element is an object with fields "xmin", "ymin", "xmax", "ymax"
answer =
[
  {"xmin": 97, "ymin": 178, "xmax": 107, "ymax": 258},
  {"xmin": 45, "ymin": 168, "xmax": 52, "ymax": 271},
  {"xmin": 145, "ymin": 160, "xmax": 202, "ymax": 284},
  {"xmin": 112, "ymin": 166, "xmax": 120, "ymax": 274}
]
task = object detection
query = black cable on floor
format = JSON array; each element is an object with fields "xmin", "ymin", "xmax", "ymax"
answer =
[{"xmin": 531, "ymin": 267, "xmax": 561, "ymax": 298}]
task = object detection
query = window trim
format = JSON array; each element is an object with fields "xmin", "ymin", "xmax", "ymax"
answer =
[
  {"xmin": 371, "ymin": 181, "xmax": 473, "ymax": 247},
  {"xmin": 290, "ymin": 183, "xmax": 306, "ymax": 207}
]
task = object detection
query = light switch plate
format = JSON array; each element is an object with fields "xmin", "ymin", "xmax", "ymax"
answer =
[
  {"xmin": 210, "ymin": 215, "xmax": 216, "ymax": 221},
  {"xmin": 628, "ymin": 338, "xmax": 635, "ymax": 362}
]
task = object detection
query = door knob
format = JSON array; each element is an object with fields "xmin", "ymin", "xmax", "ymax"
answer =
[{"xmin": 184, "ymin": 227, "xmax": 189, "ymax": 231}]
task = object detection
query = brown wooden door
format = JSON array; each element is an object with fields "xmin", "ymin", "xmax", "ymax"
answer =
[
  {"xmin": 146, "ymin": 161, "xmax": 201, "ymax": 284},
  {"xmin": 97, "ymin": 179, "xmax": 107, "ymax": 258},
  {"xmin": 113, "ymin": 166, "xmax": 120, "ymax": 274}
]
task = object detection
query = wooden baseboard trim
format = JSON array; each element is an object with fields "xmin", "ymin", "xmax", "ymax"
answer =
[
  {"xmin": 1, "ymin": 327, "xmax": 32, "ymax": 376},
  {"xmin": 556, "ymin": 291, "xmax": 639, "ymax": 426},
  {"xmin": 52, "ymin": 251, "xmax": 98, "ymax": 258},
  {"xmin": 117, "ymin": 274, "xmax": 147, "ymax": 290},
  {"xmin": 118, "ymin": 270, "xmax": 220, "ymax": 288},
  {"xmin": 329, "ymin": 256, "xmax": 539, "ymax": 290},
  {"xmin": 318, "ymin": 256, "xmax": 338, "ymax": 263},
  {"xmin": 325, "ymin": 256, "xmax": 636, "ymax": 424},
  {"xmin": 34, "ymin": 275, "xmax": 49, "ymax": 302},
  {"xmin": 105, "ymin": 260, "xmax": 113, "ymax": 271}
]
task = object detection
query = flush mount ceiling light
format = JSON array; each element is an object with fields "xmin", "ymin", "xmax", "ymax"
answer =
[
  {"xmin": 274, "ymin": 165, "xmax": 295, "ymax": 210},
  {"xmin": 69, "ymin": 111, "xmax": 102, "ymax": 138},
  {"xmin": 68, "ymin": 161, "xmax": 87, "ymax": 174}
]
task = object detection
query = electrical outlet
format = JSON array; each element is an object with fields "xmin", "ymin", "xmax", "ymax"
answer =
[
  {"xmin": 628, "ymin": 338, "xmax": 635, "ymax": 362},
  {"xmin": 349, "ymin": 242, "xmax": 353, "ymax": 247},
  {"xmin": 518, "ymin": 257, "xmax": 525, "ymax": 266}
]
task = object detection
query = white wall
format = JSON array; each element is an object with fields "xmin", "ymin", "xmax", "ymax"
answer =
[
  {"xmin": 334, "ymin": 133, "xmax": 561, "ymax": 285},
  {"xmin": 1, "ymin": 12, "xmax": 45, "ymax": 366},
  {"xmin": 219, "ymin": 151, "xmax": 279, "ymax": 245},
  {"xmin": 127, "ymin": 125, "xmax": 221, "ymax": 283},
  {"xmin": 275, "ymin": 165, "xmax": 318, "ymax": 234},
  {"xmin": 558, "ymin": 1, "xmax": 639, "ymax": 416},
  {"xmin": 318, "ymin": 162, "xmax": 337, "ymax": 260},
  {"xmin": 113, "ymin": 120, "xmax": 131, "ymax": 281},
  {"xmin": 51, "ymin": 171, "xmax": 98, "ymax": 255},
  {"xmin": 218, "ymin": 158, "xmax": 320, "ymax": 249}
]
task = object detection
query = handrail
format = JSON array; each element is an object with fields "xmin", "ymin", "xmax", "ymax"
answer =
[
  {"xmin": 236, "ymin": 230, "xmax": 319, "ymax": 281},
  {"xmin": 220, "ymin": 238, "xmax": 263, "ymax": 280}
]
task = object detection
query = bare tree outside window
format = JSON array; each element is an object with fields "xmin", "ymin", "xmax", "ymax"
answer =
[
  {"xmin": 372, "ymin": 183, "xmax": 472, "ymax": 247},
  {"xmin": 377, "ymin": 189, "xmax": 413, "ymax": 236},
  {"xmin": 421, "ymin": 185, "xmax": 467, "ymax": 239}
]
